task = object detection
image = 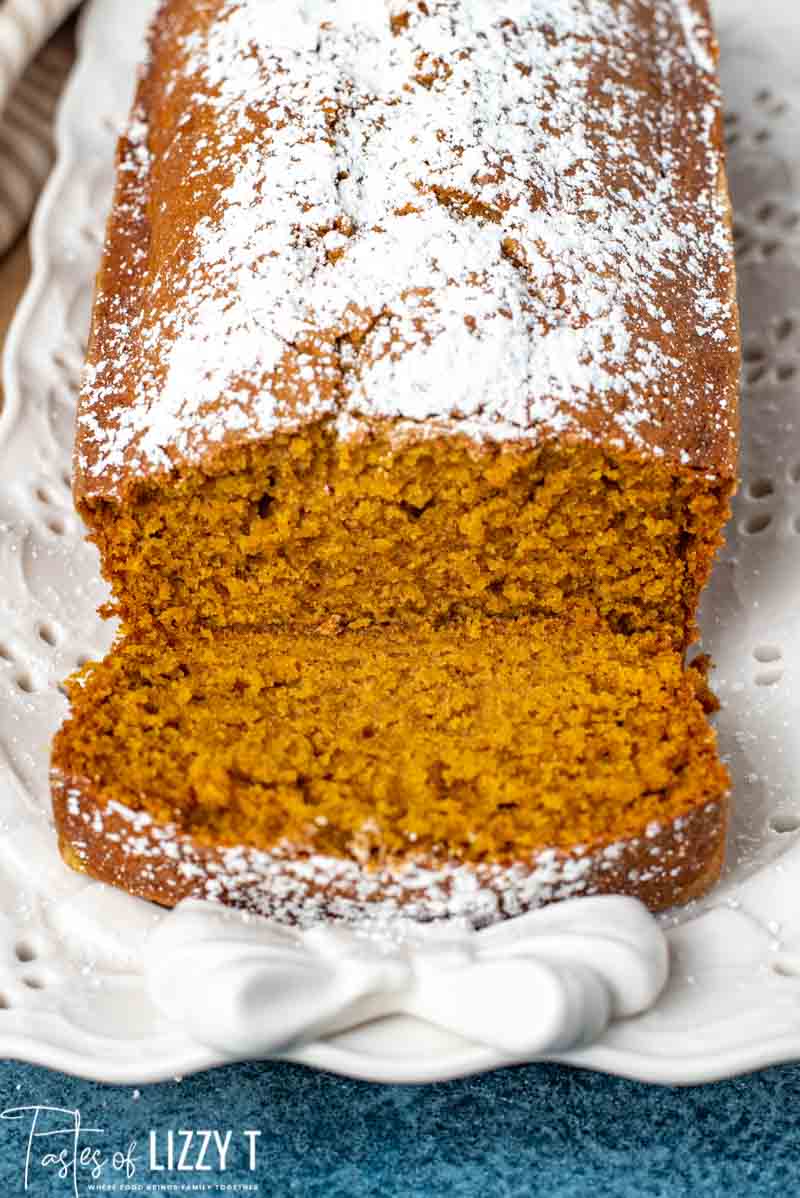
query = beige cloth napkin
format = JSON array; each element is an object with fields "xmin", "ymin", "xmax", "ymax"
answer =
[{"xmin": 0, "ymin": 1, "xmax": 80, "ymax": 256}]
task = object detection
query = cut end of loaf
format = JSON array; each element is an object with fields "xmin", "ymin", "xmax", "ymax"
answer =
[{"xmin": 81, "ymin": 432, "xmax": 733, "ymax": 650}]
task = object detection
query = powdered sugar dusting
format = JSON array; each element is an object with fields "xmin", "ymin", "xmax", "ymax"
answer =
[
  {"xmin": 78, "ymin": 0, "xmax": 739, "ymax": 497},
  {"xmin": 55, "ymin": 779, "xmax": 721, "ymax": 928}
]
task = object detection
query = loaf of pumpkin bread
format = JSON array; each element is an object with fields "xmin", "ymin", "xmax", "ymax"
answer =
[{"xmin": 53, "ymin": 0, "xmax": 740, "ymax": 924}]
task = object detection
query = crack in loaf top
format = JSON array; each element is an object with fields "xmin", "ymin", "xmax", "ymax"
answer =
[{"xmin": 76, "ymin": 0, "xmax": 739, "ymax": 501}]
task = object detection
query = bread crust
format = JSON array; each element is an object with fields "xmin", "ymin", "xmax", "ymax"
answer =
[
  {"xmin": 74, "ymin": 0, "xmax": 740, "ymax": 505},
  {"xmin": 52, "ymin": 770, "xmax": 727, "ymax": 924}
]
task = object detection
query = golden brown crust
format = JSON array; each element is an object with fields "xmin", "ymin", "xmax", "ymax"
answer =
[
  {"xmin": 75, "ymin": 0, "xmax": 740, "ymax": 505},
  {"xmin": 52, "ymin": 771, "xmax": 727, "ymax": 924}
]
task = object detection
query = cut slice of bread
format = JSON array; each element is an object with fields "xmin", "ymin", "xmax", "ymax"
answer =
[{"xmin": 52, "ymin": 617, "xmax": 728, "ymax": 925}]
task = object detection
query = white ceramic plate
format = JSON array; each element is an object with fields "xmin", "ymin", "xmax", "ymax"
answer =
[{"xmin": 2, "ymin": 0, "xmax": 800, "ymax": 1084}]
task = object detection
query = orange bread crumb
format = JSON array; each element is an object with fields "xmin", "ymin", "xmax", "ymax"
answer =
[
  {"xmin": 84, "ymin": 436, "xmax": 731, "ymax": 651},
  {"xmin": 53, "ymin": 617, "xmax": 727, "ymax": 869}
]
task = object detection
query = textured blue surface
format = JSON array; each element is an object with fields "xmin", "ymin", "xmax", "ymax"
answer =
[{"xmin": 0, "ymin": 1060, "xmax": 797, "ymax": 1196}]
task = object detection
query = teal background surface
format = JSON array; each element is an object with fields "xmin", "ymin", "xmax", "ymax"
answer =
[{"xmin": 0, "ymin": 1059, "xmax": 796, "ymax": 1196}]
